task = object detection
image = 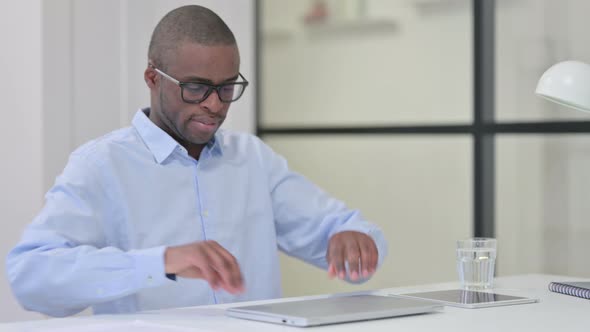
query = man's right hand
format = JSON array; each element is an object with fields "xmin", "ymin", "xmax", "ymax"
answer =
[{"xmin": 164, "ymin": 241, "xmax": 244, "ymax": 294}]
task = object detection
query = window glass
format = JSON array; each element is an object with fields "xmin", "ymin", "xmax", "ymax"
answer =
[{"xmin": 261, "ymin": 0, "xmax": 473, "ymax": 127}]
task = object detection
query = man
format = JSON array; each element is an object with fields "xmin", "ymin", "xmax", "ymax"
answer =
[{"xmin": 6, "ymin": 5, "xmax": 387, "ymax": 317}]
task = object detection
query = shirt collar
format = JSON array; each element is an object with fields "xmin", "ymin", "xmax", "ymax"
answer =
[
  {"xmin": 132, "ymin": 108, "xmax": 223, "ymax": 164},
  {"xmin": 208, "ymin": 133, "xmax": 223, "ymax": 156}
]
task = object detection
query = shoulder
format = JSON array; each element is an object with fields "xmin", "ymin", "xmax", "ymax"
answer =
[{"xmin": 69, "ymin": 127, "xmax": 142, "ymax": 168}]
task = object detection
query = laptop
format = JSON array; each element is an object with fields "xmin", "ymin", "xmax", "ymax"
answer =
[{"xmin": 225, "ymin": 294, "xmax": 443, "ymax": 327}]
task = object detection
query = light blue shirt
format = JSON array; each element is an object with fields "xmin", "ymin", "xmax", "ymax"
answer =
[{"xmin": 6, "ymin": 109, "xmax": 387, "ymax": 317}]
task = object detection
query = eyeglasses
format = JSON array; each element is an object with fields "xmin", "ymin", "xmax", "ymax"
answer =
[{"xmin": 152, "ymin": 66, "xmax": 249, "ymax": 103}]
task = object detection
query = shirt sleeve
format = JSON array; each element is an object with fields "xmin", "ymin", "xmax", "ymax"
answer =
[
  {"xmin": 259, "ymin": 140, "xmax": 388, "ymax": 279},
  {"xmin": 5, "ymin": 153, "xmax": 174, "ymax": 317}
]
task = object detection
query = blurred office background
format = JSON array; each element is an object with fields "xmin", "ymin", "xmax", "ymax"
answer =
[{"xmin": 2, "ymin": 0, "xmax": 590, "ymax": 322}]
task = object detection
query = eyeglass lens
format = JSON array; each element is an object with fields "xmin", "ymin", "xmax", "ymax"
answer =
[{"xmin": 182, "ymin": 83, "xmax": 245, "ymax": 102}]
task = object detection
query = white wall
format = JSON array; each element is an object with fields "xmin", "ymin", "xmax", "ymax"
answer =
[
  {"xmin": 0, "ymin": 0, "xmax": 45, "ymax": 322},
  {"xmin": 1, "ymin": 0, "xmax": 255, "ymax": 322}
]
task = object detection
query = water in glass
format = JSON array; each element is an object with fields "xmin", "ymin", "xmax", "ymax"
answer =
[{"xmin": 457, "ymin": 247, "xmax": 496, "ymax": 290}]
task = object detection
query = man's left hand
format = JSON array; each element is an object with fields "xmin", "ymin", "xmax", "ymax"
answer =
[{"xmin": 326, "ymin": 231, "xmax": 378, "ymax": 281}]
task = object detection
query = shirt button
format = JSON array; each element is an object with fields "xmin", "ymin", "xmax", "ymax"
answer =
[
  {"xmin": 147, "ymin": 275, "xmax": 153, "ymax": 284},
  {"xmin": 97, "ymin": 288, "xmax": 104, "ymax": 295},
  {"xmin": 203, "ymin": 210, "xmax": 209, "ymax": 217}
]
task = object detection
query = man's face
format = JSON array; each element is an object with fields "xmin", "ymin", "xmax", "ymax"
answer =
[{"xmin": 150, "ymin": 42, "xmax": 240, "ymax": 145}]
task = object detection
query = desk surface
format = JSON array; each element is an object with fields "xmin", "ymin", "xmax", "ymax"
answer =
[{"xmin": 2, "ymin": 274, "xmax": 588, "ymax": 332}]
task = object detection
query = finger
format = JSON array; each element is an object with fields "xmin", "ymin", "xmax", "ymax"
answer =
[
  {"xmin": 208, "ymin": 241, "xmax": 244, "ymax": 292},
  {"xmin": 207, "ymin": 242, "xmax": 244, "ymax": 293},
  {"xmin": 208, "ymin": 269, "xmax": 224, "ymax": 290},
  {"xmin": 188, "ymin": 248, "xmax": 221, "ymax": 289},
  {"xmin": 327, "ymin": 236, "xmax": 345, "ymax": 280},
  {"xmin": 200, "ymin": 243, "xmax": 235, "ymax": 292},
  {"xmin": 359, "ymin": 236, "xmax": 378, "ymax": 277},
  {"xmin": 368, "ymin": 238, "xmax": 379, "ymax": 274},
  {"xmin": 344, "ymin": 240, "xmax": 361, "ymax": 281},
  {"xmin": 328, "ymin": 263, "xmax": 337, "ymax": 279}
]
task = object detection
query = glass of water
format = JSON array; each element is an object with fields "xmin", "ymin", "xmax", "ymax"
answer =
[{"xmin": 456, "ymin": 238, "xmax": 497, "ymax": 290}]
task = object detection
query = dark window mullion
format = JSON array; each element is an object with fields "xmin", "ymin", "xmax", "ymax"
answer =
[
  {"xmin": 254, "ymin": 0, "xmax": 261, "ymax": 137},
  {"xmin": 258, "ymin": 121, "xmax": 590, "ymax": 135},
  {"xmin": 473, "ymin": 0, "xmax": 495, "ymax": 238}
]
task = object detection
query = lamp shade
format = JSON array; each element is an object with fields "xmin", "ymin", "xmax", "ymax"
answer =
[{"xmin": 535, "ymin": 60, "xmax": 590, "ymax": 112}]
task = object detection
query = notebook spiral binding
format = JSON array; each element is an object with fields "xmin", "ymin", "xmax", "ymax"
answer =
[{"xmin": 548, "ymin": 282, "xmax": 590, "ymax": 300}]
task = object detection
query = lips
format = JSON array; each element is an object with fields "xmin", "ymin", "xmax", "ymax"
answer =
[{"xmin": 191, "ymin": 118, "xmax": 217, "ymax": 126}]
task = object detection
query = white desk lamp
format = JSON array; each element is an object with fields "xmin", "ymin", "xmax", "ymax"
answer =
[{"xmin": 535, "ymin": 60, "xmax": 590, "ymax": 112}]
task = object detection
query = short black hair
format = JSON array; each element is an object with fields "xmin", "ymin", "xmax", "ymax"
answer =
[{"xmin": 148, "ymin": 5, "xmax": 236, "ymax": 69}]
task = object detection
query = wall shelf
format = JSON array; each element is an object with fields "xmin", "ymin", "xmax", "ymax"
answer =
[
  {"xmin": 262, "ymin": 19, "xmax": 398, "ymax": 43},
  {"xmin": 304, "ymin": 18, "xmax": 398, "ymax": 38},
  {"xmin": 413, "ymin": 0, "xmax": 469, "ymax": 15},
  {"xmin": 262, "ymin": 29, "xmax": 294, "ymax": 43}
]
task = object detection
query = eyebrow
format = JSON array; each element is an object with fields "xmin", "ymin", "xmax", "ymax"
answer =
[{"xmin": 180, "ymin": 74, "xmax": 240, "ymax": 84}]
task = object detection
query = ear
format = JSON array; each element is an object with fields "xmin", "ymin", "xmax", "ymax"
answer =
[{"xmin": 144, "ymin": 64, "xmax": 158, "ymax": 89}]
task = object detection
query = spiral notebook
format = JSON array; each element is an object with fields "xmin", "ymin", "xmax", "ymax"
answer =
[{"xmin": 548, "ymin": 281, "xmax": 590, "ymax": 300}]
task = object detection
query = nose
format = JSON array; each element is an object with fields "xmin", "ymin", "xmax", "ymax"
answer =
[{"xmin": 199, "ymin": 89, "xmax": 224, "ymax": 114}]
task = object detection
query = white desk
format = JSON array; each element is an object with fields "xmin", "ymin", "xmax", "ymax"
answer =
[{"xmin": 2, "ymin": 274, "xmax": 588, "ymax": 332}]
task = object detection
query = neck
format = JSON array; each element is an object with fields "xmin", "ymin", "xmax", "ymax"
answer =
[{"xmin": 185, "ymin": 143, "xmax": 205, "ymax": 160}]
